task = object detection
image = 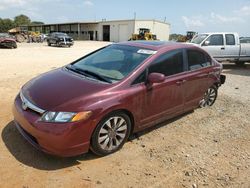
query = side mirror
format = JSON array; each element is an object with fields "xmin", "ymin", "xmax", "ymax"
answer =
[
  {"xmin": 203, "ymin": 41, "xmax": 210, "ymax": 46},
  {"xmin": 148, "ymin": 73, "xmax": 165, "ymax": 84}
]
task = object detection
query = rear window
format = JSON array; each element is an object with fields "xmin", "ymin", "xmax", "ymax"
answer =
[
  {"xmin": 149, "ymin": 49, "xmax": 184, "ymax": 76},
  {"xmin": 226, "ymin": 34, "xmax": 235, "ymax": 45},
  {"xmin": 187, "ymin": 50, "xmax": 211, "ymax": 70}
]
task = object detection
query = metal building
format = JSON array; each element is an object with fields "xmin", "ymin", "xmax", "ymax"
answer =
[{"xmin": 27, "ymin": 19, "xmax": 171, "ymax": 42}]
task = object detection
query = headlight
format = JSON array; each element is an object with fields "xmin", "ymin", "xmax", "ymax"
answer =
[{"xmin": 41, "ymin": 111, "xmax": 92, "ymax": 123}]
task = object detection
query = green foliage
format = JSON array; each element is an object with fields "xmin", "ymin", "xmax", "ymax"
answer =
[
  {"xmin": 14, "ymin": 14, "xmax": 31, "ymax": 26},
  {"xmin": 0, "ymin": 18, "xmax": 15, "ymax": 32},
  {"xmin": 169, "ymin": 34, "xmax": 185, "ymax": 41},
  {"xmin": 31, "ymin": 21, "xmax": 44, "ymax": 25},
  {"xmin": 0, "ymin": 15, "xmax": 44, "ymax": 33}
]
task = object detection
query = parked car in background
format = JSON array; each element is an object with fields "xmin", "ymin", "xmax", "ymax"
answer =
[
  {"xmin": 0, "ymin": 33, "xmax": 17, "ymax": 49},
  {"xmin": 40, "ymin": 33, "xmax": 48, "ymax": 42},
  {"xmin": 240, "ymin": 37, "xmax": 250, "ymax": 44},
  {"xmin": 191, "ymin": 32, "xmax": 250, "ymax": 66},
  {"xmin": 47, "ymin": 32, "xmax": 74, "ymax": 47},
  {"xmin": 13, "ymin": 41, "xmax": 225, "ymax": 157}
]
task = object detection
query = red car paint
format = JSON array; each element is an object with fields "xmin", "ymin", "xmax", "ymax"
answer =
[
  {"xmin": 13, "ymin": 41, "xmax": 223, "ymax": 157},
  {"xmin": 0, "ymin": 34, "xmax": 17, "ymax": 49}
]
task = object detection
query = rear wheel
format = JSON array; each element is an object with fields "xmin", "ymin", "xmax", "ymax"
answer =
[
  {"xmin": 91, "ymin": 112, "xmax": 131, "ymax": 156},
  {"xmin": 199, "ymin": 86, "xmax": 218, "ymax": 107},
  {"xmin": 47, "ymin": 41, "xmax": 51, "ymax": 46}
]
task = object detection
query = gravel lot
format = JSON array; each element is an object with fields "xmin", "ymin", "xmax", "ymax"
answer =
[{"xmin": 0, "ymin": 42, "xmax": 249, "ymax": 188}]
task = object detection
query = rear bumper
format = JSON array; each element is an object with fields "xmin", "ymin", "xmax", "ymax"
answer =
[{"xmin": 12, "ymin": 95, "xmax": 95, "ymax": 157}]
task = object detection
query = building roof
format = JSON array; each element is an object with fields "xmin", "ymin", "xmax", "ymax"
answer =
[{"xmin": 25, "ymin": 19, "xmax": 170, "ymax": 27}]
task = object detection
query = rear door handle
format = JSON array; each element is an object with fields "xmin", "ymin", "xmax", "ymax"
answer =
[{"xmin": 221, "ymin": 47, "xmax": 225, "ymax": 50}]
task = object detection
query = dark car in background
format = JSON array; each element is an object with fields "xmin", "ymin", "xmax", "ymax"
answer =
[
  {"xmin": 47, "ymin": 32, "xmax": 74, "ymax": 47},
  {"xmin": 13, "ymin": 41, "xmax": 225, "ymax": 157},
  {"xmin": 0, "ymin": 33, "xmax": 17, "ymax": 49}
]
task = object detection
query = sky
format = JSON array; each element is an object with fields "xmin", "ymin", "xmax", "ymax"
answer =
[{"xmin": 0, "ymin": 0, "xmax": 250, "ymax": 36}]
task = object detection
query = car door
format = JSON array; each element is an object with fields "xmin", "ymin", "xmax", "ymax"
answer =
[
  {"xmin": 182, "ymin": 49, "xmax": 213, "ymax": 111},
  {"xmin": 201, "ymin": 34, "xmax": 225, "ymax": 60},
  {"xmin": 138, "ymin": 49, "xmax": 185, "ymax": 127}
]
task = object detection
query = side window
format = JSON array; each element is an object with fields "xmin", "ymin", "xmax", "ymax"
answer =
[
  {"xmin": 205, "ymin": 34, "xmax": 224, "ymax": 46},
  {"xmin": 148, "ymin": 50, "xmax": 184, "ymax": 76},
  {"xmin": 187, "ymin": 50, "xmax": 211, "ymax": 70},
  {"xmin": 226, "ymin": 34, "xmax": 235, "ymax": 45}
]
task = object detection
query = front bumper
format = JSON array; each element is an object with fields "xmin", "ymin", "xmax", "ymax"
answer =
[
  {"xmin": 12, "ymin": 95, "xmax": 95, "ymax": 157},
  {"xmin": 58, "ymin": 40, "xmax": 74, "ymax": 46},
  {"xmin": 0, "ymin": 41, "xmax": 16, "ymax": 48}
]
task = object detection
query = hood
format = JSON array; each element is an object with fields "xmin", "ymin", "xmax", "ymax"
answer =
[
  {"xmin": 0, "ymin": 37, "xmax": 16, "ymax": 42},
  {"xmin": 22, "ymin": 68, "xmax": 111, "ymax": 111},
  {"xmin": 57, "ymin": 36, "xmax": 72, "ymax": 39}
]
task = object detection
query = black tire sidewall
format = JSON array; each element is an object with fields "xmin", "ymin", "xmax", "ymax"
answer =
[
  {"xmin": 207, "ymin": 85, "xmax": 218, "ymax": 106},
  {"xmin": 90, "ymin": 112, "xmax": 131, "ymax": 156}
]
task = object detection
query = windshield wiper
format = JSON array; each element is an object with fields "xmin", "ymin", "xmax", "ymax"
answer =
[
  {"xmin": 81, "ymin": 69, "xmax": 112, "ymax": 83},
  {"xmin": 66, "ymin": 65, "xmax": 112, "ymax": 83}
]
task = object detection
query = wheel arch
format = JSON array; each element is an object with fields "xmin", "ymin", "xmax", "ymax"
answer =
[{"xmin": 93, "ymin": 108, "xmax": 135, "ymax": 137}]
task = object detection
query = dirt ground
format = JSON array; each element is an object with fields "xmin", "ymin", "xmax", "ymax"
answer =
[{"xmin": 0, "ymin": 42, "xmax": 249, "ymax": 188}]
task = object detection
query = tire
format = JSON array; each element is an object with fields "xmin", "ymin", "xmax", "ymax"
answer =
[
  {"xmin": 13, "ymin": 43, "xmax": 17, "ymax": 49},
  {"xmin": 91, "ymin": 112, "xmax": 131, "ymax": 156},
  {"xmin": 199, "ymin": 85, "xmax": 218, "ymax": 107},
  {"xmin": 235, "ymin": 61, "xmax": 245, "ymax": 66},
  {"xmin": 47, "ymin": 41, "xmax": 51, "ymax": 46}
]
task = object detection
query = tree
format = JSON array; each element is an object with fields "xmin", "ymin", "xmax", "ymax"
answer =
[
  {"xmin": 0, "ymin": 18, "xmax": 15, "ymax": 32},
  {"xmin": 14, "ymin": 14, "xmax": 31, "ymax": 26},
  {"xmin": 31, "ymin": 21, "xmax": 44, "ymax": 25}
]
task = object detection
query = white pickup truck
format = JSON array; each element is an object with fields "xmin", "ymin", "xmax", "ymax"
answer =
[{"xmin": 191, "ymin": 32, "xmax": 250, "ymax": 65}]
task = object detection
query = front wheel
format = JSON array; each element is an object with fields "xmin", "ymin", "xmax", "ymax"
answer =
[
  {"xmin": 199, "ymin": 86, "xmax": 218, "ymax": 107},
  {"xmin": 91, "ymin": 112, "xmax": 131, "ymax": 156}
]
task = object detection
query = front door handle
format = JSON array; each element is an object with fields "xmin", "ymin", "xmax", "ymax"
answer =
[
  {"xmin": 176, "ymin": 80, "xmax": 186, "ymax": 85},
  {"xmin": 221, "ymin": 47, "xmax": 225, "ymax": 50}
]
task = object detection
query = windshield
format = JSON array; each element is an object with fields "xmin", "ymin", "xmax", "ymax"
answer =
[
  {"xmin": 71, "ymin": 44, "xmax": 154, "ymax": 83},
  {"xmin": 56, "ymin": 33, "xmax": 68, "ymax": 37},
  {"xmin": 191, "ymin": 34, "xmax": 208, "ymax": 44},
  {"xmin": 0, "ymin": 33, "xmax": 9, "ymax": 38}
]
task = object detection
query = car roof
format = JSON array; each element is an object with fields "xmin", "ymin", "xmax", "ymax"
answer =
[{"xmin": 118, "ymin": 41, "xmax": 197, "ymax": 51}]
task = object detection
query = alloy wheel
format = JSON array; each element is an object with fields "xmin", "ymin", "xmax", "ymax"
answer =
[
  {"xmin": 98, "ymin": 116, "xmax": 128, "ymax": 151},
  {"xmin": 199, "ymin": 86, "xmax": 217, "ymax": 107}
]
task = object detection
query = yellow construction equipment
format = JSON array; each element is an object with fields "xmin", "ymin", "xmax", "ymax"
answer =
[
  {"xmin": 130, "ymin": 28, "xmax": 157, "ymax": 41},
  {"xmin": 8, "ymin": 27, "xmax": 42, "ymax": 43}
]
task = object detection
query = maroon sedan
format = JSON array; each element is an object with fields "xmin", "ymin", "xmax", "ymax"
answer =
[
  {"xmin": 0, "ymin": 33, "xmax": 17, "ymax": 49},
  {"xmin": 13, "ymin": 41, "xmax": 225, "ymax": 157}
]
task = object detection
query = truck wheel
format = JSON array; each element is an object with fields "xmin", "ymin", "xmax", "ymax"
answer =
[{"xmin": 235, "ymin": 61, "xmax": 245, "ymax": 66}]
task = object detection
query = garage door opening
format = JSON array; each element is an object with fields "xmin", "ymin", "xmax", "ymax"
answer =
[{"xmin": 103, "ymin": 25, "xmax": 110, "ymax": 41}]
